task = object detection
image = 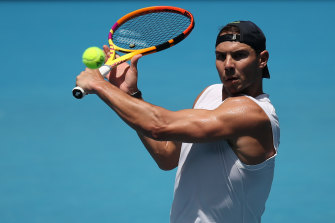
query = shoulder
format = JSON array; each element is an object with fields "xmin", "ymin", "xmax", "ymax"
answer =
[
  {"xmin": 193, "ymin": 84, "xmax": 223, "ymax": 108},
  {"xmin": 217, "ymin": 96, "xmax": 271, "ymax": 133},
  {"xmin": 222, "ymin": 96, "xmax": 266, "ymax": 114},
  {"xmin": 192, "ymin": 86, "xmax": 210, "ymax": 108}
]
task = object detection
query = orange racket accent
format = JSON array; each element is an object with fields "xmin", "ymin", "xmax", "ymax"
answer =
[{"xmin": 73, "ymin": 6, "xmax": 194, "ymax": 99}]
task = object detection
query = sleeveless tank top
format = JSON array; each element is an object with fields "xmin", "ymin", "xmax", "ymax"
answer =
[{"xmin": 170, "ymin": 84, "xmax": 280, "ymax": 223}]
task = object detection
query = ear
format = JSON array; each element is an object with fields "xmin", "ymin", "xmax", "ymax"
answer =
[{"xmin": 259, "ymin": 50, "xmax": 269, "ymax": 69}]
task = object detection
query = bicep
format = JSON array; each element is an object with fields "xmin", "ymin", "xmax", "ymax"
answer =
[
  {"xmin": 151, "ymin": 97, "xmax": 265, "ymax": 143},
  {"xmin": 151, "ymin": 107, "xmax": 234, "ymax": 143}
]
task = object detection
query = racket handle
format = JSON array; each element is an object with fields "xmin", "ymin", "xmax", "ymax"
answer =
[
  {"xmin": 99, "ymin": 65, "xmax": 112, "ymax": 77},
  {"xmin": 72, "ymin": 65, "xmax": 112, "ymax": 99},
  {"xmin": 72, "ymin": 86, "xmax": 86, "ymax": 99}
]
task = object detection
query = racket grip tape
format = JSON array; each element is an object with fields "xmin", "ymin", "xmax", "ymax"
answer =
[{"xmin": 72, "ymin": 65, "xmax": 112, "ymax": 99}]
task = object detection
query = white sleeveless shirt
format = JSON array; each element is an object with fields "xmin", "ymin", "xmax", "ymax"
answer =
[{"xmin": 170, "ymin": 84, "xmax": 280, "ymax": 223}]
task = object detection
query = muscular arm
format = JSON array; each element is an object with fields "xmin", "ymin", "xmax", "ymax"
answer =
[
  {"xmin": 76, "ymin": 68, "xmax": 274, "ymax": 167},
  {"xmin": 95, "ymin": 81, "xmax": 274, "ymax": 164}
]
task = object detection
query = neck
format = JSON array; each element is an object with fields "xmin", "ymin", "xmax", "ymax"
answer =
[{"xmin": 243, "ymin": 87, "xmax": 264, "ymax": 98}]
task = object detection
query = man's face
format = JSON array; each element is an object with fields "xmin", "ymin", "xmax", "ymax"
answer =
[{"xmin": 215, "ymin": 40, "xmax": 264, "ymax": 96}]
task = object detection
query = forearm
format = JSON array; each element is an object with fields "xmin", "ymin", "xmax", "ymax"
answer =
[{"xmin": 92, "ymin": 80, "xmax": 164, "ymax": 137}]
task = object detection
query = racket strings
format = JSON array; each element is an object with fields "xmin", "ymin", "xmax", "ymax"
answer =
[{"xmin": 113, "ymin": 12, "xmax": 191, "ymax": 50}]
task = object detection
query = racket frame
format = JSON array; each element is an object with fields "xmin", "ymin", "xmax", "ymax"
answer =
[
  {"xmin": 73, "ymin": 6, "xmax": 194, "ymax": 99},
  {"xmin": 105, "ymin": 6, "xmax": 194, "ymax": 68}
]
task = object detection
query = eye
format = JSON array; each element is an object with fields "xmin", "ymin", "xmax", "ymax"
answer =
[
  {"xmin": 216, "ymin": 52, "xmax": 226, "ymax": 61},
  {"xmin": 232, "ymin": 51, "xmax": 248, "ymax": 60}
]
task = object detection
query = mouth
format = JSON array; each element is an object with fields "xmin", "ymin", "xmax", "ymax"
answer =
[{"xmin": 225, "ymin": 76, "xmax": 239, "ymax": 82}]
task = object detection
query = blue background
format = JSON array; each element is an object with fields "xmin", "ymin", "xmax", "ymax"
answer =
[{"xmin": 1, "ymin": 1, "xmax": 334, "ymax": 222}]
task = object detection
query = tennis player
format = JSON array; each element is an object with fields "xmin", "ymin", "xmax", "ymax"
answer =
[{"xmin": 76, "ymin": 20, "xmax": 280, "ymax": 223}]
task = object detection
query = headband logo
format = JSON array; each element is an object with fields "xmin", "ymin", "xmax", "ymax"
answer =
[{"xmin": 232, "ymin": 34, "xmax": 237, "ymax": 40}]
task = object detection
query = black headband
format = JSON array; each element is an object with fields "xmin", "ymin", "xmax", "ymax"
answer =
[{"xmin": 215, "ymin": 34, "xmax": 241, "ymax": 47}]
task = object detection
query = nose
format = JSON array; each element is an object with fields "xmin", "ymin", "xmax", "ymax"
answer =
[{"xmin": 224, "ymin": 55, "xmax": 235, "ymax": 74}]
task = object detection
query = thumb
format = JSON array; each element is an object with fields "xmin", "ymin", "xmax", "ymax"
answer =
[{"xmin": 130, "ymin": 54, "xmax": 143, "ymax": 73}]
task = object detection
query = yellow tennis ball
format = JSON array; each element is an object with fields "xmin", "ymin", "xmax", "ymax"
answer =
[{"xmin": 82, "ymin": 47, "xmax": 106, "ymax": 69}]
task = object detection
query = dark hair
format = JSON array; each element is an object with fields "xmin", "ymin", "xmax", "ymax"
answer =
[{"xmin": 218, "ymin": 25, "xmax": 240, "ymax": 35}]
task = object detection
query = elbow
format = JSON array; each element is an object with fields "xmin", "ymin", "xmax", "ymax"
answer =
[
  {"xmin": 157, "ymin": 161, "xmax": 178, "ymax": 171},
  {"xmin": 149, "ymin": 143, "xmax": 178, "ymax": 171}
]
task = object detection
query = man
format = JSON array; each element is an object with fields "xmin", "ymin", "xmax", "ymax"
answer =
[{"xmin": 75, "ymin": 21, "xmax": 280, "ymax": 223}]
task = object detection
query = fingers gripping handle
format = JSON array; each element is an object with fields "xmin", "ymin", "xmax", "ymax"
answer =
[{"xmin": 72, "ymin": 65, "xmax": 111, "ymax": 99}]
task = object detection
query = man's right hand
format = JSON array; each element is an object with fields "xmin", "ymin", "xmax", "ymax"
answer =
[{"xmin": 102, "ymin": 45, "xmax": 142, "ymax": 95}]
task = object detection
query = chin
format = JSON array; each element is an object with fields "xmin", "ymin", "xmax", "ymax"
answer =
[
  {"xmin": 223, "ymin": 84, "xmax": 241, "ymax": 96},
  {"xmin": 224, "ymin": 88, "xmax": 239, "ymax": 97}
]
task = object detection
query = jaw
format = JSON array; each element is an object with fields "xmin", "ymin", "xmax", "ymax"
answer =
[
  {"xmin": 222, "ymin": 81, "xmax": 242, "ymax": 97},
  {"xmin": 222, "ymin": 78, "xmax": 263, "ymax": 97}
]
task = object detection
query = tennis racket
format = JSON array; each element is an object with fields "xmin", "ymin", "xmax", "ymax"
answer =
[{"xmin": 73, "ymin": 6, "xmax": 195, "ymax": 99}]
